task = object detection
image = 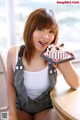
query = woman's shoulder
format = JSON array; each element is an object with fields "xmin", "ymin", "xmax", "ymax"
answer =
[
  {"xmin": 7, "ymin": 45, "xmax": 21, "ymax": 62},
  {"xmin": 7, "ymin": 45, "xmax": 22, "ymax": 68},
  {"xmin": 8, "ymin": 45, "xmax": 20, "ymax": 56}
]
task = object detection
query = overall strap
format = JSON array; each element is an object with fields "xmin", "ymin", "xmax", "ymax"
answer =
[
  {"xmin": 48, "ymin": 63, "xmax": 57, "ymax": 89},
  {"xmin": 14, "ymin": 45, "xmax": 28, "ymax": 102},
  {"xmin": 18, "ymin": 45, "xmax": 25, "ymax": 58},
  {"xmin": 15, "ymin": 45, "xmax": 25, "ymax": 71}
]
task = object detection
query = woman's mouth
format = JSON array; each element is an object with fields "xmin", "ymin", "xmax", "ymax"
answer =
[{"xmin": 39, "ymin": 41, "xmax": 47, "ymax": 47}]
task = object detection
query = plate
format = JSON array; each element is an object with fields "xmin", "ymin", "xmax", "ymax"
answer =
[{"xmin": 41, "ymin": 51, "xmax": 75, "ymax": 65}]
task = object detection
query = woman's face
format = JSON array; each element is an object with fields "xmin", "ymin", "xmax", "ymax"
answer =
[{"xmin": 32, "ymin": 27, "xmax": 55, "ymax": 53}]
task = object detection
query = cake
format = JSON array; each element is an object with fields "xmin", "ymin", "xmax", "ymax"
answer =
[{"xmin": 46, "ymin": 43, "xmax": 68, "ymax": 61}]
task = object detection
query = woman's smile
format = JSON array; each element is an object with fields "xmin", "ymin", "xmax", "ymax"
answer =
[{"xmin": 39, "ymin": 41, "xmax": 48, "ymax": 47}]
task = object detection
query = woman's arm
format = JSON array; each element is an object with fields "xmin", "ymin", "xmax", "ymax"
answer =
[
  {"xmin": 7, "ymin": 47, "xmax": 17, "ymax": 120},
  {"xmin": 57, "ymin": 61, "xmax": 80, "ymax": 89}
]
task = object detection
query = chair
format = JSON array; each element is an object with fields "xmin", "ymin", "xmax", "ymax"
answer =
[{"xmin": 0, "ymin": 51, "xmax": 8, "ymax": 112}]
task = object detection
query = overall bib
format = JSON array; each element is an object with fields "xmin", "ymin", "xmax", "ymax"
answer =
[{"xmin": 14, "ymin": 45, "xmax": 57, "ymax": 114}]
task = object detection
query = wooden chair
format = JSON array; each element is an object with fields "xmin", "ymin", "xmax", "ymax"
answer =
[{"xmin": 0, "ymin": 51, "xmax": 8, "ymax": 112}]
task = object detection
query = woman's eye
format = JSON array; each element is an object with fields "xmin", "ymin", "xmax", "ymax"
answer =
[
  {"xmin": 38, "ymin": 28, "xmax": 44, "ymax": 31},
  {"xmin": 50, "ymin": 30, "xmax": 54, "ymax": 34}
]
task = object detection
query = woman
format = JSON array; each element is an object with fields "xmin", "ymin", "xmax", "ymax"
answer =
[{"xmin": 7, "ymin": 8, "xmax": 79, "ymax": 120}]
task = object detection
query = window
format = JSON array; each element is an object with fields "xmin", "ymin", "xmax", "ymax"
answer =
[
  {"xmin": 0, "ymin": 0, "xmax": 80, "ymax": 51},
  {"xmin": 0, "ymin": 0, "xmax": 9, "ymax": 50}
]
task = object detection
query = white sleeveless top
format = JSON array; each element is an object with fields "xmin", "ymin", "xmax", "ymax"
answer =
[{"xmin": 16, "ymin": 46, "xmax": 50, "ymax": 100}]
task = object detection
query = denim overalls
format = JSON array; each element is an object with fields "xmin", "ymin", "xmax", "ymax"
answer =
[{"xmin": 14, "ymin": 45, "xmax": 57, "ymax": 114}]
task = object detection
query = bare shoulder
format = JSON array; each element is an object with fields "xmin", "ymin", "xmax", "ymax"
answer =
[
  {"xmin": 7, "ymin": 45, "xmax": 18, "ymax": 58},
  {"xmin": 7, "ymin": 45, "xmax": 20, "ymax": 68}
]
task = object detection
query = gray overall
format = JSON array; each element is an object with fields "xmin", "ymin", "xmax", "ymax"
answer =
[{"xmin": 14, "ymin": 45, "xmax": 57, "ymax": 114}]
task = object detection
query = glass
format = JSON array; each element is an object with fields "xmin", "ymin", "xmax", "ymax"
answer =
[
  {"xmin": 0, "ymin": 0, "xmax": 80, "ymax": 51},
  {"xmin": 14, "ymin": 0, "xmax": 80, "ymax": 50},
  {"xmin": 14, "ymin": 0, "xmax": 32, "ymax": 45},
  {"xmin": 0, "ymin": 0, "xmax": 9, "ymax": 50}
]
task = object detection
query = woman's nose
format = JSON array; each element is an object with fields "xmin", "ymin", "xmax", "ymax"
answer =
[{"xmin": 43, "ymin": 33, "xmax": 49, "ymax": 39}]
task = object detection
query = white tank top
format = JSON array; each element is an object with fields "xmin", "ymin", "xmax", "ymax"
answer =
[{"xmin": 16, "ymin": 46, "xmax": 50, "ymax": 100}]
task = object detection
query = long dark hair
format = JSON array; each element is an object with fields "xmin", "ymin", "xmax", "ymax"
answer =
[{"xmin": 23, "ymin": 8, "xmax": 58, "ymax": 64}]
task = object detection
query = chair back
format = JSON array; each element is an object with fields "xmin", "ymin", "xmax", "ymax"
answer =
[{"xmin": 0, "ymin": 51, "xmax": 8, "ymax": 109}]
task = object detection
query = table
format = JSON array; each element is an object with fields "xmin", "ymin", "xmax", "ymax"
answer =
[{"xmin": 50, "ymin": 68, "xmax": 80, "ymax": 120}]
